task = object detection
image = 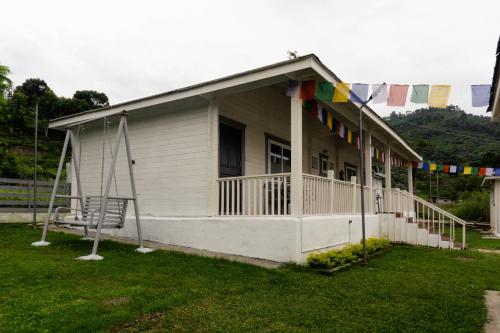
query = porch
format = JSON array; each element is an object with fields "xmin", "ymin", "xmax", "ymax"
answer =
[{"xmin": 211, "ymin": 81, "xmax": 418, "ymax": 218}]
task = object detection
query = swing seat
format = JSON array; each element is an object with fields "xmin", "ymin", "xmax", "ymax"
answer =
[{"xmin": 53, "ymin": 195, "xmax": 130, "ymax": 229}]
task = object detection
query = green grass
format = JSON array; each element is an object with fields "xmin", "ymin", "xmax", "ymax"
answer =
[
  {"xmin": 459, "ymin": 227, "xmax": 500, "ymax": 250},
  {"xmin": 2, "ymin": 224, "xmax": 500, "ymax": 332}
]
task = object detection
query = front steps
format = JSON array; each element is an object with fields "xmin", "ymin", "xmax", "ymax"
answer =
[{"xmin": 381, "ymin": 214, "xmax": 466, "ymax": 250}]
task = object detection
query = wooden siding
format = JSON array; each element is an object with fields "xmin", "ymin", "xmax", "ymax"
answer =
[{"xmin": 73, "ymin": 102, "xmax": 210, "ymax": 217}]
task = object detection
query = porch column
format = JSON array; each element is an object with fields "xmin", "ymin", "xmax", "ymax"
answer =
[
  {"xmin": 290, "ymin": 85, "xmax": 303, "ymax": 217},
  {"xmin": 407, "ymin": 163, "xmax": 414, "ymax": 194},
  {"xmin": 384, "ymin": 144, "xmax": 392, "ymax": 211},
  {"xmin": 208, "ymin": 98, "xmax": 219, "ymax": 216},
  {"xmin": 364, "ymin": 130, "xmax": 372, "ymax": 188},
  {"xmin": 384, "ymin": 145, "xmax": 392, "ymax": 189}
]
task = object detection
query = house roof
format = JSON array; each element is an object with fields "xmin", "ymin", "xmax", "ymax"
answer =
[
  {"xmin": 49, "ymin": 54, "xmax": 422, "ymax": 161},
  {"xmin": 488, "ymin": 36, "xmax": 500, "ymax": 121},
  {"xmin": 482, "ymin": 176, "xmax": 500, "ymax": 186}
]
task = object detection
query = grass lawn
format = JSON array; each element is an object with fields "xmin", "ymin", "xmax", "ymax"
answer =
[{"xmin": 2, "ymin": 224, "xmax": 500, "ymax": 332}]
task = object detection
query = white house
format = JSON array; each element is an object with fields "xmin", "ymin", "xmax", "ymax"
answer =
[
  {"xmin": 485, "ymin": 37, "xmax": 500, "ymax": 236},
  {"xmin": 49, "ymin": 54, "xmax": 467, "ymax": 262}
]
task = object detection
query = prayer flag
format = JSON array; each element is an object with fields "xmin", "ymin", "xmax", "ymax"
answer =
[
  {"xmin": 387, "ymin": 84, "xmax": 409, "ymax": 107},
  {"xmin": 339, "ymin": 122, "xmax": 345, "ymax": 138},
  {"xmin": 350, "ymin": 83, "xmax": 369, "ymax": 104},
  {"xmin": 348, "ymin": 129, "xmax": 352, "ymax": 143},
  {"xmin": 317, "ymin": 107, "xmax": 323, "ymax": 122},
  {"xmin": 430, "ymin": 163, "xmax": 437, "ymax": 171},
  {"xmin": 471, "ymin": 85, "xmax": 491, "ymax": 107},
  {"xmin": 471, "ymin": 167, "xmax": 479, "ymax": 176},
  {"xmin": 457, "ymin": 165, "xmax": 464, "ymax": 174},
  {"xmin": 382, "ymin": 152, "xmax": 385, "ymax": 162},
  {"xmin": 286, "ymin": 80, "xmax": 299, "ymax": 97},
  {"xmin": 303, "ymin": 100, "xmax": 313, "ymax": 112},
  {"xmin": 463, "ymin": 166, "xmax": 472, "ymax": 175},
  {"xmin": 344, "ymin": 126, "xmax": 349, "ymax": 140},
  {"xmin": 479, "ymin": 167, "xmax": 486, "ymax": 176},
  {"xmin": 316, "ymin": 81, "xmax": 334, "ymax": 102},
  {"xmin": 422, "ymin": 162, "xmax": 429, "ymax": 171},
  {"xmin": 410, "ymin": 84, "xmax": 429, "ymax": 103},
  {"xmin": 311, "ymin": 101, "xmax": 318, "ymax": 118},
  {"xmin": 332, "ymin": 119, "xmax": 337, "ymax": 133},
  {"xmin": 443, "ymin": 165, "xmax": 450, "ymax": 173},
  {"xmin": 495, "ymin": 168, "xmax": 500, "ymax": 176},
  {"xmin": 449, "ymin": 165, "xmax": 457, "ymax": 173},
  {"xmin": 486, "ymin": 168, "xmax": 494, "ymax": 176},
  {"xmin": 327, "ymin": 111, "xmax": 333, "ymax": 130},
  {"xmin": 436, "ymin": 164, "xmax": 444, "ymax": 172},
  {"xmin": 300, "ymin": 80, "xmax": 316, "ymax": 100},
  {"xmin": 356, "ymin": 136, "xmax": 360, "ymax": 149},
  {"xmin": 372, "ymin": 84, "xmax": 388, "ymax": 104},
  {"xmin": 418, "ymin": 162, "xmax": 423, "ymax": 169},
  {"xmin": 428, "ymin": 85, "xmax": 451, "ymax": 108},
  {"xmin": 376, "ymin": 148, "xmax": 380, "ymax": 160},
  {"xmin": 322, "ymin": 108, "xmax": 328, "ymax": 125},
  {"xmin": 333, "ymin": 83, "xmax": 351, "ymax": 103}
]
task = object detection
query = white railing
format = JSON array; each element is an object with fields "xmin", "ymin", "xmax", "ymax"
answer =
[
  {"xmin": 385, "ymin": 188, "xmax": 468, "ymax": 249},
  {"xmin": 217, "ymin": 173, "xmax": 291, "ymax": 216},
  {"xmin": 303, "ymin": 174, "xmax": 378, "ymax": 215}
]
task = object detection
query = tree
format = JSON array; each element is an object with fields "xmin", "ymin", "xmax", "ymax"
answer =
[
  {"xmin": 0, "ymin": 64, "xmax": 12, "ymax": 109},
  {"xmin": 73, "ymin": 90, "xmax": 109, "ymax": 111}
]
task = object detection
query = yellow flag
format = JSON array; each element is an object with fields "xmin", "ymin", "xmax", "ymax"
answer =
[
  {"xmin": 428, "ymin": 85, "xmax": 451, "ymax": 108},
  {"xmin": 463, "ymin": 166, "xmax": 472, "ymax": 175},
  {"xmin": 347, "ymin": 129, "xmax": 352, "ymax": 143},
  {"xmin": 333, "ymin": 83, "xmax": 350, "ymax": 102},
  {"xmin": 327, "ymin": 111, "xmax": 333, "ymax": 129},
  {"xmin": 430, "ymin": 163, "xmax": 437, "ymax": 171}
]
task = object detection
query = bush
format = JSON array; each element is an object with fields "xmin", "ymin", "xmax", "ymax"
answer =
[
  {"xmin": 448, "ymin": 191, "xmax": 489, "ymax": 222},
  {"xmin": 307, "ymin": 237, "xmax": 390, "ymax": 269}
]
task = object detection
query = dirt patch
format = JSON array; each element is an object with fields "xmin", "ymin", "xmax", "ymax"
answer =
[
  {"xmin": 102, "ymin": 296, "xmax": 131, "ymax": 307},
  {"xmin": 109, "ymin": 311, "xmax": 166, "ymax": 333}
]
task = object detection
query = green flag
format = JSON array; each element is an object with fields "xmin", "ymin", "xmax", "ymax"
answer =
[
  {"xmin": 410, "ymin": 84, "xmax": 429, "ymax": 103},
  {"xmin": 315, "ymin": 81, "xmax": 333, "ymax": 102},
  {"xmin": 471, "ymin": 167, "xmax": 479, "ymax": 176},
  {"xmin": 436, "ymin": 164, "xmax": 444, "ymax": 172}
]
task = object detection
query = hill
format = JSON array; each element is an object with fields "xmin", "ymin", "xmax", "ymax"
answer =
[{"xmin": 385, "ymin": 105, "xmax": 500, "ymax": 166}]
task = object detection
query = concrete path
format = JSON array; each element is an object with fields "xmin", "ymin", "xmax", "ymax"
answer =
[
  {"xmin": 49, "ymin": 226, "xmax": 282, "ymax": 269},
  {"xmin": 485, "ymin": 291, "xmax": 500, "ymax": 333},
  {"xmin": 477, "ymin": 249, "xmax": 500, "ymax": 255}
]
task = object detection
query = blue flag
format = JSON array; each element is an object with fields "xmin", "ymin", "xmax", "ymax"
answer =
[
  {"xmin": 350, "ymin": 83, "xmax": 369, "ymax": 104},
  {"xmin": 471, "ymin": 85, "xmax": 491, "ymax": 107}
]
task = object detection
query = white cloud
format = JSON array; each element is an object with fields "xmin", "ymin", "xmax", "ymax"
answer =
[{"xmin": 1, "ymin": 0, "xmax": 499, "ymax": 116}]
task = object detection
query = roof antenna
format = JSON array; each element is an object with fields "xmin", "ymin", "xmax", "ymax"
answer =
[{"xmin": 287, "ymin": 50, "xmax": 298, "ymax": 60}]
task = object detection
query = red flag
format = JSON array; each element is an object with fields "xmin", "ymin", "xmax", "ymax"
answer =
[
  {"xmin": 300, "ymin": 80, "xmax": 316, "ymax": 100},
  {"xmin": 443, "ymin": 165, "xmax": 450, "ymax": 173},
  {"xmin": 479, "ymin": 167, "xmax": 486, "ymax": 176}
]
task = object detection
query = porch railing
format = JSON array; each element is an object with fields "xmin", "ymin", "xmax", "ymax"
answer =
[
  {"xmin": 217, "ymin": 173, "xmax": 291, "ymax": 216},
  {"xmin": 303, "ymin": 174, "xmax": 378, "ymax": 215}
]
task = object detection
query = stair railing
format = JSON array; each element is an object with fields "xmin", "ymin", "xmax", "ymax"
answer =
[{"xmin": 393, "ymin": 189, "xmax": 469, "ymax": 250}]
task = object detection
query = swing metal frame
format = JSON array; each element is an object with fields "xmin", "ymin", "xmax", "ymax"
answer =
[{"xmin": 32, "ymin": 111, "xmax": 153, "ymax": 260}]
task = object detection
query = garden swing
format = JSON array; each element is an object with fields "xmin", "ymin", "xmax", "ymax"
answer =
[{"xmin": 32, "ymin": 111, "xmax": 153, "ymax": 260}]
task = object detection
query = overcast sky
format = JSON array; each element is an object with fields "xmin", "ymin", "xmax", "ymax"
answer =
[{"xmin": 2, "ymin": 0, "xmax": 499, "ymax": 117}]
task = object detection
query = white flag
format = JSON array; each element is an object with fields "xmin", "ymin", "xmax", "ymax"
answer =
[
  {"xmin": 372, "ymin": 84, "xmax": 388, "ymax": 104},
  {"xmin": 449, "ymin": 165, "xmax": 457, "ymax": 173},
  {"xmin": 486, "ymin": 168, "xmax": 494, "ymax": 176}
]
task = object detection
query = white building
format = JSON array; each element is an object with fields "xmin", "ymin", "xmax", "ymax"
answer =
[{"xmin": 50, "ymin": 54, "xmax": 466, "ymax": 262}]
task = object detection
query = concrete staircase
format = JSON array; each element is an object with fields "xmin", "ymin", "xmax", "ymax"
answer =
[{"xmin": 380, "ymin": 189, "xmax": 468, "ymax": 250}]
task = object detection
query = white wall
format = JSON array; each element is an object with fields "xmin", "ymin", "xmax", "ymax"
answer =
[{"xmin": 74, "ymin": 100, "xmax": 211, "ymax": 217}]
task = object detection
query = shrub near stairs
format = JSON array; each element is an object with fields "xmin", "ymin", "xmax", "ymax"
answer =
[{"xmin": 307, "ymin": 238, "xmax": 390, "ymax": 269}]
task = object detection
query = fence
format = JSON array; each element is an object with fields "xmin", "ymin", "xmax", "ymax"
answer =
[{"xmin": 0, "ymin": 178, "xmax": 70, "ymax": 212}]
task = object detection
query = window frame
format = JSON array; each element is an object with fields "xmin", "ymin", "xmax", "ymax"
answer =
[{"xmin": 265, "ymin": 135, "xmax": 291, "ymax": 174}]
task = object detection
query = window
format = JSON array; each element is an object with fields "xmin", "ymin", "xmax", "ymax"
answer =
[
  {"xmin": 345, "ymin": 163, "xmax": 357, "ymax": 182},
  {"xmin": 268, "ymin": 139, "xmax": 291, "ymax": 174}
]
